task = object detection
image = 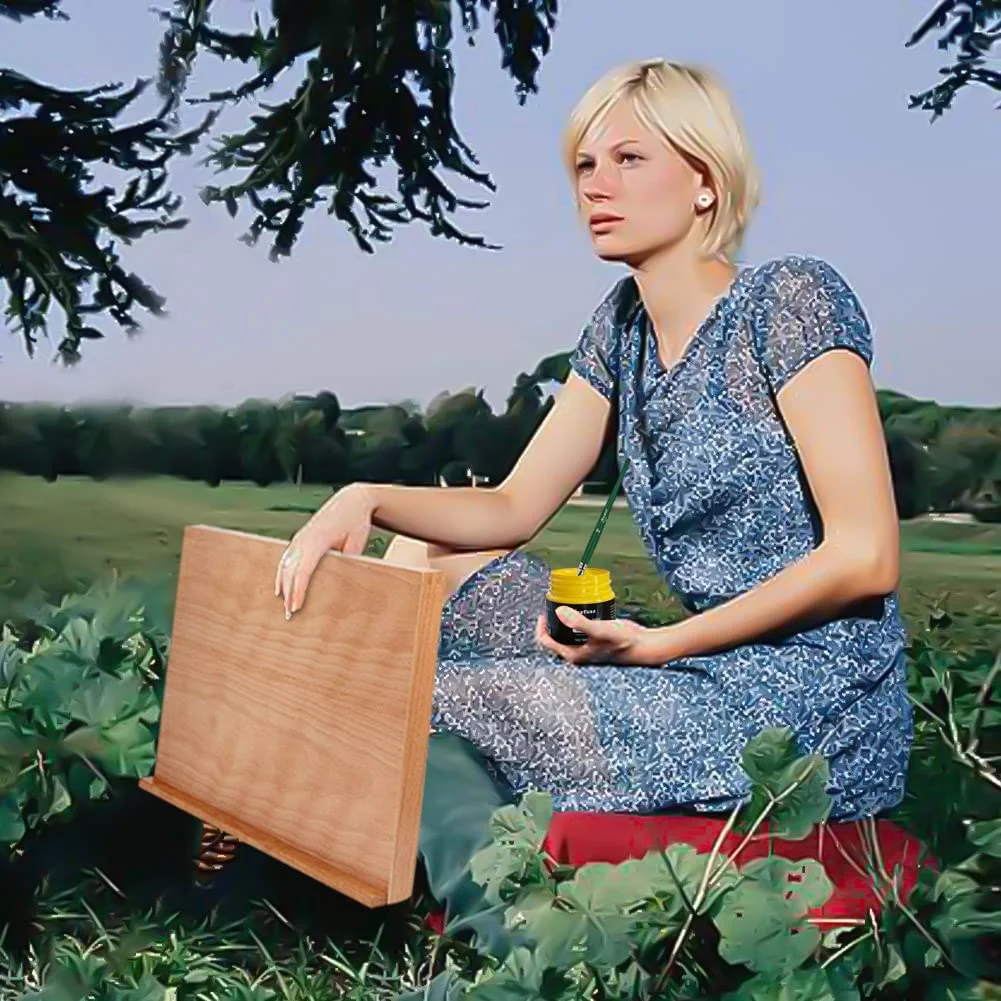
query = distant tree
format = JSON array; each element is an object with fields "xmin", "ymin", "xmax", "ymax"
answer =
[
  {"xmin": 927, "ymin": 422, "xmax": 1001, "ymax": 512},
  {"xmin": 885, "ymin": 429, "xmax": 932, "ymax": 519},
  {"xmin": 232, "ymin": 399, "xmax": 283, "ymax": 486},
  {"xmin": 907, "ymin": 1, "xmax": 1001, "ymax": 118}
]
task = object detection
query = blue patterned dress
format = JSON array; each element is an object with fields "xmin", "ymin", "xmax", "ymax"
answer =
[{"xmin": 429, "ymin": 255, "xmax": 913, "ymax": 822}]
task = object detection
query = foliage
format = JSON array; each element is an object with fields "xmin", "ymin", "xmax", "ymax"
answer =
[
  {"xmin": 5, "ymin": 1, "xmax": 995, "ymax": 362},
  {"xmin": 442, "ymin": 702, "xmax": 1001, "ymax": 998},
  {"xmin": 0, "ymin": 380, "xmax": 999, "ymax": 520},
  {"xmin": 0, "ymin": 876, "xmax": 428, "ymax": 1001},
  {"xmin": 896, "ymin": 599, "xmax": 1001, "ymax": 865},
  {"xmin": 907, "ymin": 0, "xmax": 1001, "ymax": 118},
  {"xmin": 0, "ymin": 577, "xmax": 998, "ymax": 999},
  {"xmin": 0, "ymin": 360, "xmax": 566, "ymax": 491},
  {"xmin": 154, "ymin": 0, "xmax": 558, "ymax": 259},
  {"xmin": 0, "ymin": 2, "xmax": 214, "ymax": 362},
  {"xmin": 408, "ymin": 603, "xmax": 1000, "ymax": 999},
  {"xmin": 1, "ymin": 0, "xmax": 557, "ymax": 361},
  {"xmin": 0, "ymin": 578, "xmax": 171, "ymax": 852}
]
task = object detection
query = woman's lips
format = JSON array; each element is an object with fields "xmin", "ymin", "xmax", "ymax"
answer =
[{"xmin": 589, "ymin": 214, "xmax": 623, "ymax": 233}]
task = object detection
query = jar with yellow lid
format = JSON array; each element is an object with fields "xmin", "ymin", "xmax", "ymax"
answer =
[{"xmin": 545, "ymin": 567, "xmax": 616, "ymax": 646}]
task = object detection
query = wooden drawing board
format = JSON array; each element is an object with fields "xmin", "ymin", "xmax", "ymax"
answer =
[{"xmin": 139, "ymin": 524, "xmax": 447, "ymax": 907}]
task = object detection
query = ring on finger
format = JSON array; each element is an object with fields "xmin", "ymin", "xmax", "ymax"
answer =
[{"xmin": 280, "ymin": 547, "xmax": 301, "ymax": 570}]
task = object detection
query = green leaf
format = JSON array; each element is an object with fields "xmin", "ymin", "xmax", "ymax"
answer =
[
  {"xmin": 505, "ymin": 790, "xmax": 553, "ymax": 841},
  {"xmin": 42, "ymin": 772, "xmax": 72, "ymax": 820},
  {"xmin": 649, "ymin": 842, "xmax": 742, "ymax": 911},
  {"xmin": 740, "ymin": 727, "xmax": 832, "ymax": 839},
  {"xmin": 0, "ymin": 718, "xmax": 32, "ymax": 792},
  {"xmin": 876, "ymin": 942, "xmax": 908, "ymax": 989},
  {"xmin": 90, "ymin": 587, "xmax": 146, "ymax": 641},
  {"xmin": 464, "ymin": 947, "xmax": 544, "ymax": 1000},
  {"xmin": 0, "ymin": 756, "xmax": 19, "ymax": 793},
  {"xmin": 469, "ymin": 792, "xmax": 554, "ymax": 904},
  {"xmin": 967, "ymin": 818, "xmax": 1001, "ymax": 857},
  {"xmin": 0, "ymin": 635, "xmax": 25, "ymax": 686},
  {"xmin": 722, "ymin": 966, "xmax": 859, "ymax": 1001},
  {"xmin": 57, "ymin": 617, "xmax": 101, "ymax": 663},
  {"xmin": 216, "ymin": 984, "xmax": 278, "ymax": 1001},
  {"xmin": 64, "ymin": 673, "xmax": 148, "ymax": 726},
  {"xmin": 0, "ymin": 792, "xmax": 25, "ymax": 844},
  {"xmin": 67, "ymin": 717, "xmax": 157, "ymax": 776},
  {"xmin": 0, "ymin": 717, "xmax": 33, "ymax": 757},
  {"xmin": 105, "ymin": 974, "xmax": 170, "ymax": 1001},
  {"xmin": 931, "ymin": 884, "xmax": 1001, "ymax": 941},
  {"xmin": 513, "ymin": 898, "xmax": 635, "ymax": 972},
  {"xmin": 712, "ymin": 857, "xmax": 832, "ymax": 976},
  {"xmin": 932, "ymin": 869, "xmax": 980, "ymax": 903},
  {"xmin": 14, "ymin": 652, "xmax": 81, "ymax": 729}
]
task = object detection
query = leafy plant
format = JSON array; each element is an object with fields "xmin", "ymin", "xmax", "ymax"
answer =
[
  {"xmin": 420, "ymin": 708, "xmax": 1001, "ymax": 1000},
  {"xmin": 2, "ymin": 576, "xmax": 999, "ymax": 1000},
  {"xmin": 0, "ymin": 578, "xmax": 171, "ymax": 852}
]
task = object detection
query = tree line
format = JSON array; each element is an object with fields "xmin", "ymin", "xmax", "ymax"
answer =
[{"xmin": 1, "ymin": 359, "xmax": 997, "ymax": 522}]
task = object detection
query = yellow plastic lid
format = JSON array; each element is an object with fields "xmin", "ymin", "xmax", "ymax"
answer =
[{"xmin": 547, "ymin": 566, "xmax": 614, "ymax": 605}]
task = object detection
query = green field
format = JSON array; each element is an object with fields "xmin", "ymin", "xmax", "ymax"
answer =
[{"xmin": 2, "ymin": 472, "xmax": 999, "ymax": 642}]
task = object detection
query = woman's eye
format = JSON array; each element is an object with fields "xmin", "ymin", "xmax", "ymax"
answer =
[{"xmin": 619, "ymin": 152, "xmax": 641, "ymax": 164}]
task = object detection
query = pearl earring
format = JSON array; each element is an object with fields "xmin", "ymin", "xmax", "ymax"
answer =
[{"xmin": 696, "ymin": 193, "xmax": 713, "ymax": 209}]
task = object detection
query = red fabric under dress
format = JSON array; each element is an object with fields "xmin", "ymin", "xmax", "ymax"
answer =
[{"xmin": 424, "ymin": 812, "xmax": 935, "ymax": 936}]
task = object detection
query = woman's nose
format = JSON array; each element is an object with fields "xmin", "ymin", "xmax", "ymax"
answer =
[{"xmin": 580, "ymin": 161, "xmax": 617, "ymax": 203}]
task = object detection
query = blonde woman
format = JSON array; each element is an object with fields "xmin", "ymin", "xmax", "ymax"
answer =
[{"xmin": 276, "ymin": 60, "xmax": 912, "ymax": 968}]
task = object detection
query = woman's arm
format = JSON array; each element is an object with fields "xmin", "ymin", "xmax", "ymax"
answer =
[
  {"xmin": 361, "ymin": 372, "xmax": 615, "ymax": 550},
  {"xmin": 643, "ymin": 348, "xmax": 899, "ymax": 665}
]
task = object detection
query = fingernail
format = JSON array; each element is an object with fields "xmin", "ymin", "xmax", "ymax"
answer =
[{"xmin": 285, "ymin": 609, "xmax": 291, "ymax": 621}]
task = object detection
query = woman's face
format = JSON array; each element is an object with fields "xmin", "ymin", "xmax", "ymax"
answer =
[{"xmin": 574, "ymin": 99, "xmax": 712, "ymax": 266}]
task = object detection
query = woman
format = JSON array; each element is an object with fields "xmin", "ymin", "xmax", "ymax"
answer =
[{"xmin": 275, "ymin": 58, "xmax": 912, "ymax": 962}]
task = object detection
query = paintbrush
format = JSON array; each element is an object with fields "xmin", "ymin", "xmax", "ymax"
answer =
[{"xmin": 576, "ymin": 458, "xmax": 630, "ymax": 576}]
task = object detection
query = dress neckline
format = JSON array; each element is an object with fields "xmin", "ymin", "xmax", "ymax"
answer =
[{"xmin": 635, "ymin": 263, "xmax": 753, "ymax": 380}]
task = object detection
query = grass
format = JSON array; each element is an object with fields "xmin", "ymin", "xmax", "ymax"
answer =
[
  {"xmin": 2, "ymin": 471, "xmax": 1000, "ymax": 999},
  {"xmin": 2, "ymin": 472, "xmax": 999, "ymax": 644}
]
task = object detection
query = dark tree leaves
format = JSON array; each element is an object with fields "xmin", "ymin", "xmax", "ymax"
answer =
[
  {"xmin": 154, "ymin": 0, "xmax": 559, "ymax": 260},
  {"xmin": 1, "ymin": 1, "xmax": 215, "ymax": 363},
  {"xmin": 907, "ymin": 0, "xmax": 1001, "ymax": 117},
  {"xmin": 0, "ymin": 1, "xmax": 67, "ymax": 21}
]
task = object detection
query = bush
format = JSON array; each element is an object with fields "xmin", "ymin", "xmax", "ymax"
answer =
[
  {"xmin": 0, "ymin": 579, "xmax": 171, "ymax": 852},
  {"xmin": 1, "ymin": 581, "xmax": 999, "ymax": 999}
]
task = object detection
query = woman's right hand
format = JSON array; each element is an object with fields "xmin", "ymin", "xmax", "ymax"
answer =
[{"xmin": 274, "ymin": 482, "xmax": 376, "ymax": 618}]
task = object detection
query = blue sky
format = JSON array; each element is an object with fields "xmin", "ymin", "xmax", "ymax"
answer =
[{"xmin": 1, "ymin": 0, "xmax": 998, "ymax": 411}]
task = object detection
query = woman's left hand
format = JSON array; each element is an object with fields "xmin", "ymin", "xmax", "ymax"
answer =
[{"xmin": 534, "ymin": 607, "xmax": 665, "ymax": 666}]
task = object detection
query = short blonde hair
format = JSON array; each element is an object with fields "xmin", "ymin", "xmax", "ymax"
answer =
[{"xmin": 562, "ymin": 59, "xmax": 760, "ymax": 262}]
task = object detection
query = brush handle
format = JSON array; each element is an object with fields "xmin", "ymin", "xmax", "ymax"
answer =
[{"xmin": 576, "ymin": 458, "xmax": 630, "ymax": 575}]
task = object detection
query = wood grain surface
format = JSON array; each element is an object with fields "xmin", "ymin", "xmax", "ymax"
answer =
[{"xmin": 140, "ymin": 524, "xmax": 447, "ymax": 906}]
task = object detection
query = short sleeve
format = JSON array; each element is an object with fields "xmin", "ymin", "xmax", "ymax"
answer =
[
  {"xmin": 567, "ymin": 280, "xmax": 626, "ymax": 401},
  {"xmin": 752, "ymin": 256, "xmax": 873, "ymax": 394}
]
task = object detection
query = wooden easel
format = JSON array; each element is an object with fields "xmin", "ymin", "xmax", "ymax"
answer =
[{"xmin": 140, "ymin": 525, "xmax": 447, "ymax": 907}]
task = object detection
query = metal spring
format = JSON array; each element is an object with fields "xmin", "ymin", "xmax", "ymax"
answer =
[{"xmin": 195, "ymin": 823, "xmax": 239, "ymax": 883}]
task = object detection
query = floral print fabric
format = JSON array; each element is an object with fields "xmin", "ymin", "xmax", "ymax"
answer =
[{"xmin": 430, "ymin": 255, "xmax": 912, "ymax": 821}]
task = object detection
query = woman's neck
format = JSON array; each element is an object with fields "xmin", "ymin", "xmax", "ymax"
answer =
[{"xmin": 632, "ymin": 244, "xmax": 738, "ymax": 366}]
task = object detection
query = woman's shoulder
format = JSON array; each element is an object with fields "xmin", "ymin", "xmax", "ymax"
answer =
[{"xmin": 741, "ymin": 253, "xmax": 862, "ymax": 305}]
